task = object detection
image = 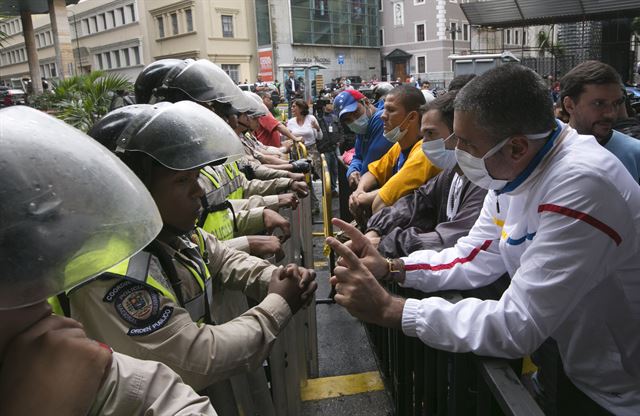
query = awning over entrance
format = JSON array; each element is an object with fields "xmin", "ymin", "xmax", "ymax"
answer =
[
  {"xmin": 0, "ymin": 0, "xmax": 79, "ymax": 15},
  {"xmin": 460, "ymin": 0, "xmax": 640, "ymax": 28},
  {"xmin": 384, "ymin": 48, "xmax": 412, "ymax": 61}
]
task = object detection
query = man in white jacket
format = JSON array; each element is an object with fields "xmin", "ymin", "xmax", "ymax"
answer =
[{"xmin": 326, "ymin": 64, "xmax": 640, "ymax": 415}]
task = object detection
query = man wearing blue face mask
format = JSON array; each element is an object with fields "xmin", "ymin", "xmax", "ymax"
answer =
[
  {"xmin": 348, "ymin": 85, "xmax": 441, "ymax": 224},
  {"xmin": 327, "ymin": 64, "xmax": 640, "ymax": 416},
  {"xmin": 334, "ymin": 90, "xmax": 388, "ymax": 191},
  {"xmin": 365, "ymin": 90, "xmax": 486, "ymax": 258}
]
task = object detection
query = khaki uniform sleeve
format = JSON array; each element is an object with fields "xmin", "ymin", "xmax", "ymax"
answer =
[
  {"xmin": 204, "ymin": 231, "xmax": 276, "ymax": 300},
  {"xmin": 235, "ymin": 207, "xmax": 266, "ymax": 236},
  {"xmin": 254, "ymin": 165, "xmax": 292, "ymax": 180},
  {"xmin": 222, "ymin": 236, "xmax": 250, "ymax": 253},
  {"xmin": 244, "ymin": 178, "xmax": 292, "ymax": 197},
  {"xmin": 230, "ymin": 195, "xmax": 280, "ymax": 211},
  {"xmin": 90, "ymin": 352, "xmax": 216, "ymax": 416},
  {"xmin": 71, "ymin": 278, "xmax": 291, "ymax": 391}
]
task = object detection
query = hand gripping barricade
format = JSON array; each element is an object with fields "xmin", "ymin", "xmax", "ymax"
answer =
[
  {"xmin": 135, "ymin": 58, "xmax": 319, "ymax": 415},
  {"xmin": 263, "ymin": 140, "xmax": 319, "ymax": 416}
]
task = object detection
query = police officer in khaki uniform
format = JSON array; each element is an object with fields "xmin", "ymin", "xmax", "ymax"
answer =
[
  {"xmin": 70, "ymin": 102, "xmax": 317, "ymax": 416},
  {"xmin": 0, "ymin": 106, "xmax": 216, "ymax": 416},
  {"xmin": 134, "ymin": 58, "xmax": 311, "ymax": 188}
]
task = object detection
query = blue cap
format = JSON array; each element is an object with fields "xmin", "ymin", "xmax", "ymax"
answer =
[{"xmin": 333, "ymin": 90, "xmax": 365, "ymax": 119}]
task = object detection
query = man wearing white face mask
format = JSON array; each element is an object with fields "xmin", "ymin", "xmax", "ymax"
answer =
[
  {"xmin": 334, "ymin": 90, "xmax": 388, "ymax": 191},
  {"xmin": 348, "ymin": 85, "xmax": 441, "ymax": 224},
  {"xmin": 326, "ymin": 64, "xmax": 640, "ymax": 415},
  {"xmin": 365, "ymin": 91, "xmax": 486, "ymax": 258}
]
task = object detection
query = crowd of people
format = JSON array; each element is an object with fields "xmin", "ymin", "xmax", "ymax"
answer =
[
  {"xmin": 2, "ymin": 57, "xmax": 640, "ymax": 415},
  {"xmin": 1, "ymin": 58, "xmax": 319, "ymax": 415},
  {"xmin": 326, "ymin": 60, "xmax": 640, "ymax": 415}
]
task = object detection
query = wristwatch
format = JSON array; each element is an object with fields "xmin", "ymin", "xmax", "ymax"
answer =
[{"xmin": 385, "ymin": 258, "xmax": 405, "ymax": 283}]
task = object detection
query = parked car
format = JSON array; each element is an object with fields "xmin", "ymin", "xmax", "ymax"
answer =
[{"xmin": 0, "ymin": 86, "xmax": 26, "ymax": 106}]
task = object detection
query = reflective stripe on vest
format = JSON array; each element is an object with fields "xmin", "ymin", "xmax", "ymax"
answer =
[
  {"xmin": 224, "ymin": 162, "xmax": 244, "ymax": 200},
  {"xmin": 200, "ymin": 167, "xmax": 235, "ymax": 241},
  {"xmin": 105, "ymin": 251, "xmax": 178, "ymax": 304}
]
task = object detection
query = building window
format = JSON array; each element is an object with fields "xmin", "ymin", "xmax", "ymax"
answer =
[
  {"xmin": 127, "ymin": 4, "xmax": 136, "ymax": 22},
  {"xmin": 157, "ymin": 16, "xmax": 165, "ymax": 38},
  {"xmin": 221, "ymin": 15, "xmax": 234, "ymax": 38},
  {"xmin": 416, "ymin": 23, "xmax": 425, "ymax": 42},
  {"xmin": 90, "ymin": 16, "xmax": 97, "ymax": 33},
  {"xmin": 107, "ymin": 11, "xmax": 115, "ymax": 28},
  {"xmin": 185, "ymin": 9, "xmax": 193, "ymax": 32},
  {"xmin": 255, "ymin": 0, "xmax": 271, "ymax": 46},
  {"xmin": 105, "ymin": 52, "xmax": 112, "ymax": 69},
  {"xmin": 291, "ymin": 0, "xmax": 379, "ymax": 47},
  {"xmin": 112, "ymin": 50, "xmax": 121, "ymax": 68},
  {"xmin": 81, "ymin": 19, "xmax": 89, "ymax": 34},
  {"xmin": 515, "ymin": 30, "xmax": 519, "ymax": 45},
  {"xmin": 523, "ymin": 30, "xmax": 527, "ymax": 44},
  {"xmin": 417, "ymin": 56, "xmax": 426, "ymax": 73},
  {"xmin": 378, "ymin": 0, "xmax": 383, "ymax": 11},
  {"xmin": 46, "ymin": 31, "xmax": 52, "ymax": 44},
  {"xmin": 221, "ymin": 64, "xmax": 239, "ymax": 83},
  {"xmin": 117, "ymin": 7, "xmax": 125, "ymax": 25},
  {"xmin": 171, "ymin": 13, "xmax": 178, "ymax": 35},
  {"xmin": 379, "ymin": 29, "xmax": 384, "ymax": 46},
  {"xmin": 463, "ymin": 23, "xmax": 469, "ymax": 41},
  {"xmin": 122, "ymin": 48, "xmax": 130, "ymax": 66},
  {"xmin": 414, "ymin": 0, "xmax": 425, "ymax": 4},
  {"xmin": 506, "ymin": 29, "xmax": 511, "ymax": 44},
  {"xmin": 98, "ymin": 14, "xmax": 106, "ymax": 31},
  {"xmin": 132, "ymin": 46, "xmax": 140, "ymax": 65},
  {"xmin": 393, "ymin": 2, "xmax": 403, "ymax": 26}
]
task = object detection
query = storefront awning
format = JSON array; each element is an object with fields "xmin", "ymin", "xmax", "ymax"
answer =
[{"xmin": 460, "ymin": 0, "xmax": 640, "ymax": 28}]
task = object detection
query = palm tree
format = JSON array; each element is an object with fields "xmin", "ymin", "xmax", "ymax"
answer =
[
  {"xmin": 536, "ymin": 26, "xmax": 565, "ymax": 78},
  {"xmin": 45, "ymin": 70, "xmax": 131, "ymax": 131}
]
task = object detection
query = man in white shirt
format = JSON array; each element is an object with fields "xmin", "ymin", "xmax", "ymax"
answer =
[{"xmin": 327, "ymin": 64, "xmax": 640, "ymax": 415}]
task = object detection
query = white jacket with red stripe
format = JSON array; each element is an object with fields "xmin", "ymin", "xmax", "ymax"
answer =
[{"xmin": 400, "ymin": 122, "xmax": 640, "ymax": 414}]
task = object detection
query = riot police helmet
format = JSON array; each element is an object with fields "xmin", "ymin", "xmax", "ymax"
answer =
[
  {"xmin": 89, "ymin": 101, "xmax": 244, "ymax": 172},
  {"xmin": 0, "ymin": 106, "xmax": 162, "ymax": 309}
]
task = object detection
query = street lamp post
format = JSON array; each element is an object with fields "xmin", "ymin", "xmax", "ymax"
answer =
[
  {"xmin": 447, "ymin": 24, "xmax": 462, "ymax": 55},
  {"xmin": 69, "ymin": 10, "xmax": 81, "ymax": 76},
  {"xmin": 447, "ymin": 24, "xmax": 462, "ymax": 73}
]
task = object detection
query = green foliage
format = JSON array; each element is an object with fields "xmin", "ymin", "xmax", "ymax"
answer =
[
  {"xmin": 34, "ymin": 71, "xmax": 132, "ymax": 131},
  {"xmin": 633, "ymin": 17, "xmax": 640, "ymax": 38},
  {"xmin": 536, "ymin": 28, "xmax": 564, "ymax": 58}
]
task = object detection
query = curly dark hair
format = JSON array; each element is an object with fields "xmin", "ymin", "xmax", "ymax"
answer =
[
  {"xmin": 292, "ymin": 99, "xmax": 309, "ymax": 116},
  {"xmin": 454, "ymin": 64, "xmax": 555, "ymax": 142}
]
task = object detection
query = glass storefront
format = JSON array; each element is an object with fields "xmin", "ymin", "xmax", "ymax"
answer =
[{"xmin": 290, "ymin": 0, "xmax": 379, "ymax": 47}]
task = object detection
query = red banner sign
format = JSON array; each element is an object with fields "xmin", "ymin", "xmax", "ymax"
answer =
[{"xmin": 258, "ymin": 50, "xmax": 274, "ymax": 82}]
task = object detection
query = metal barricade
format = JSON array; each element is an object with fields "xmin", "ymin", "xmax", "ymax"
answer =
[
  {"xmin": 268, "ymin": 143, "xmax": 319, "ymax": 416},
  {"xmin": 367, "ymin": 285, "xmax": 544, "ymax": 416}
]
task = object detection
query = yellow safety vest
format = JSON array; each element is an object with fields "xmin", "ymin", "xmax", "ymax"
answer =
[
  {"xmin": 199, "ymin": 167, "xmax": 235, "ymax": 241},
  {"xmin": 223, "ymin": 161, "xmax": 244, "ymax": 200},
  {"xmin": 103, "ymin": 230, "xmax": 213, "ymax": 324}
]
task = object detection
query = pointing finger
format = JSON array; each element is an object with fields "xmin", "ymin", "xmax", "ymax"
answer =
[{"xmin": 326, "ymin": 237, "xmax": 363, "ymax": 271}]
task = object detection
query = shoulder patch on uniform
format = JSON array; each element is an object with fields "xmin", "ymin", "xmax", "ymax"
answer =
[{"xmin": 104, "ymin": 280, "xmax": 173, "ymax": 336}]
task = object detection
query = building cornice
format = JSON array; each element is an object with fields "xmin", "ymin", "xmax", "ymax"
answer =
[{"xmin": 148, "ymin": 0, "xmax": 195, "ymax": 16}]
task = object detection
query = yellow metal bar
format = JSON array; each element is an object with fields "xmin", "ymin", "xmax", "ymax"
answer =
[{"xmin": 300, "ymin": 371, "xmax": 385, "ymax": 401}]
